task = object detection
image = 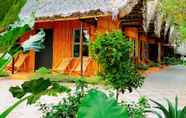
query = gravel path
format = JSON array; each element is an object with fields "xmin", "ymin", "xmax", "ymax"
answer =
[{"xmin": 1, "ymin": 65, "xmax": 186, "ymax": 118}]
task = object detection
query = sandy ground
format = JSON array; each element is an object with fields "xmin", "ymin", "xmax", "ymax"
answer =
[{"xmin": 1, "ymin": 65, "xmax": 186, "ymax": 118}]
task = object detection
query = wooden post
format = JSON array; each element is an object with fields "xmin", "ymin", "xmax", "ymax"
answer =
[
  {"xmin": 12, "ymin": 57, "xmax": 15, "ymax": 74},
  {"xmin": 142, "ymin": 40, "xmax": 145, "ymax": 64},
  {"xmin": 135, "ymin": 39, "xmax": 139, "ymax": 64},
  {"xmin": 158, "ymin": 42, "xmax": 161, "ymax": 63},
  {"xmin": 80, "ymin": 22, "xmax": 83, "ymax": 76}
]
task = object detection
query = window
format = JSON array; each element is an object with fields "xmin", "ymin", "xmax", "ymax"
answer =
[{"xmin": 73, "ymin": 29, "xmax": 89, "ymax": 57}]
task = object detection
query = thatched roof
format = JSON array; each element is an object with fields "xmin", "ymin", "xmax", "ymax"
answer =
[
  {"xmin": 119, "ymin": 0, "xmax": 140, "ymax": 17},
  {"xmin": 143, "ymin": 0, "xmax": 160, "ymax": 33},
  {"xmin": 143, "ymin": 0, "xmax": 173, "ymax": 40},
  {"xmin": 20, "ymin": 0, "xmax": 135, "ymax": 20}
]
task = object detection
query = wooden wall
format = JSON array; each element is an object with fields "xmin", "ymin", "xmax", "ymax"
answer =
[{"xmin": 18, "ymin": 16, "xmax": 120, "ymax": 76}]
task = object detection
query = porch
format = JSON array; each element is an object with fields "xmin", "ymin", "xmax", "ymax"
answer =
[{"xmin": 8, "ymin": 16, "xmax": 120, "ymax": 76}]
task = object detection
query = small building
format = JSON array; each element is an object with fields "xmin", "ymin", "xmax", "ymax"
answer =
[{"xmin": 10, "ymin": 0, "xmax": 172, "ymax": 76}]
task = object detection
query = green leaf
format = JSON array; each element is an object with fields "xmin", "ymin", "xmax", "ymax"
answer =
[
  {"xmin": 0, "ymin": 0, "xmax": 26, "ymax": 28},
  {"xmin": 151, "ymin": 99, "xmax": 169, "ymax": 118},
  {"xmin": 0, "ymin": 54, "xmax": 11, "ymax": 72},
  {"xmin": 179, "ymin": 106, "xmax": 186, "ymax": 118},
  {"xmin": 46, "ymin": 82, "xmax": 71, "ymax": 96},
  {"xmin": 77, "ymin": 90, "xmax": 128, "ymax": 118},
  {"xmin": 22, "ymin": 78, "xmax": 51, "ymax": 94},
  {"xmin": 0, "ymin": 96, "xmax": 29, "ymax": 118},
  {"xmin": 9, "ymin": 86, "xmax": 25, "ymax": 99},
  {"xmin": 175, "ymin": 96, "xmax": 179, "ymax": 118},
  {"xmin": 166, "ymin": 98, "xmax": 176, "ymax": 118},
  {"xmin": 0, "ymin": 24, "xmax": 30, "ymax": 53},
  {"xmin": 9, "ymin": 78, "xmax": 70, "ymax": 105}
]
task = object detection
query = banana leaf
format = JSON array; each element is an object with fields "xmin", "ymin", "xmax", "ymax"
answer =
[
  {"xmin": 0, "ymin": 96, "xmax": 29, "ymax": 118},
  {"xmin": 77, "ymin": 89, "xmax": 128, "ymax": 118}
]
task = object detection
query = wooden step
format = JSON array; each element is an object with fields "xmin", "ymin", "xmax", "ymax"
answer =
[{"xmin": 54, "ymin": 58, "xmax": 73, "ymax": 73}]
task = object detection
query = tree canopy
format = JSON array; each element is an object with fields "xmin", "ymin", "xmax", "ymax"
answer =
[{"xmin": 160, "ymin": 0, "xmax": 186, "ymax": 40}]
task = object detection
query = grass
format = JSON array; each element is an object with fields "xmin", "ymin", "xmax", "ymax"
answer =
[
  {"xmin": 0, "ymin": 70, "xmax": 9, "ymax": 77},
  {"xmin": 30, "ymin": 72, "xmax": 107, "ymax": 85}
]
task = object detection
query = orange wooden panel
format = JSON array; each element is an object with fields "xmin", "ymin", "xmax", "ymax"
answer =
[
  {"xmin": 124, "ymin": 27, "xmax": 138, "ymax": 40},
  {"xmin": 97, "ymin": 16, "xmax": 120, "ymax": 33},
  {"xmin": 84, "ymin": 59, "xmax": 98, "ymax": 77}
]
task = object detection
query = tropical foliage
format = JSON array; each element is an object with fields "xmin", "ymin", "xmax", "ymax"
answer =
[
  {"xmin": 0, "ymin": 0, "xmax": 45, "ymax": 74},
  {"xmin": 160, "ymin": 0, "xmax": 186, "ymax": 40},
  {"xmin": 91, "ymin": 31, "xmax": 144, "ymax": 99},
  {"xmin": 77, "ymin": 90, "xmax": 128, "ymax": 118},
  {"xmin": 162, "ymin": 56, "xmax": 182, "ymax": 65},
  {"xmin": 0, "ymin": 17, "xmax": 45, "ymax": 74},
  {"xmin": 36, "ymin": 67, "xmax": 52, "ymax": 75},
  {"xmin": 0, "ymin": 0, "xmax": 26, "ymax": 29},
  {"xmin": 0, "ymin": 78, "xmax": 70, "ymax": 118},
  {"xmin": 124, "ymin": 96, "xmax": 149, "ymax": 118},
  {"xmin": 149, "ymin": 97, "xmax": 186, "ymax": 118},
  {"xmin": 40, "ymin": 82, "xmax": 129, "ymax": 118},
  {"xmin": 0, "ymin": 96, "xmax": 29, "ymax": 118},
  {"xmin": 41, "ymin": 79, "xmax": 87, "ymax": 118},
  {"xmin": 9, "ymin": 78, "xmax": 70, "ymax": 104}
]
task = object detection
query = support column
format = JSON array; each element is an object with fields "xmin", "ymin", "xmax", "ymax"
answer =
[
  {"xmin": 80, "ymin": 22, "xmax": 83, "ymax": 76},
  {"xmin": 158, "ymin": 42, "xmax": 161, "ymax": 63},
  {"xmin": 135, "ymin": 39, "xmax": 140, "ymax": 64},
  {"xmin": 12, "ymin": 57, "xmax": 15, "ymax": 74},
  {"xmin": 141, "ymin": 40, "xmax": 145, "ymax": 64}
]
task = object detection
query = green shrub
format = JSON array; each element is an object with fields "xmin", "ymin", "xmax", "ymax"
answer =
[
  {"xmin": 91, "ymin": 31, "xmax": 145, "ymax": 98},
  {"xmin": 40, "ymin": 79, "xmax": 87, "ymax": 118},
  {"xmin": 135, "ymin": 64, "xmax": 149, "ymax": 70},
  {"xmin": 41, "ymin": 92, "xmax": 83, "ymax": 118},
  {"xmin": 123, "ymin": 96, "xmax": 149, "ymax": 118},
  {"xmin": 148, "ymin": 61, "xmax": 161, "ymax": 67},
  {"xmin": 36, "ymin": 67, "xmax": 51, "ymax": 74},
  {"xmin": 162, "ymin": 57, "xmax": 182, "ymax": 65}
]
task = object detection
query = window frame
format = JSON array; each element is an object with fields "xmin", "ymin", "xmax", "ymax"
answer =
[{"xmin": 72, "ymin": 27, "xmax": 90, "ymax": 58}]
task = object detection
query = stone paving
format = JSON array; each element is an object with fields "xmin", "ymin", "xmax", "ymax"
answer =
[{"xmin": 1, "ymin": 65, "xmax": 186, "ymax": 118}]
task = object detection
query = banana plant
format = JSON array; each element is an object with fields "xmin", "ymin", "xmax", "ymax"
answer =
[
  {"xmin": 0, "ymin": 78, "xmax": 71, "ymax": 118},
  {"xmin": 0, "ymin": 16, "xmax": 45, "ymax": 73},
  {"xmin": 149, "ymin": 97, "xmax": 186, "ymax": 118}
]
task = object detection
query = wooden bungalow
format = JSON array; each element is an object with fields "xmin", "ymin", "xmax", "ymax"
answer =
[
  {"xmin": 120, "ymin": 0, "xmax": 174, "ymax": 64},
  {"xmin": 9, "ymin": 0, "xmax": 172, "ymax": 76}
]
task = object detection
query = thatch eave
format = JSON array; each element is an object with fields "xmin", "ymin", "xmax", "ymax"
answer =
[
  {"xmin": 119, "ymin": 0, "xmax": 140, "ymax": 18},
  {"xmin": 20, "ymin": 0, "xmax": 131, "ymax": 20}
]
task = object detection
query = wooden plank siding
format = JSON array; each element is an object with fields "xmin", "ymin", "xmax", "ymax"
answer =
[{"xmin": 16, "ymin": 16, "xmax": 120, "ymax": 76}]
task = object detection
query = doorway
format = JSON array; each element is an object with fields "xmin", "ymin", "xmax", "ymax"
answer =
[
  {"xmin": 149, "ymin": 44, "xmax": 158, "ymax": 62},
  {"xmin": 35, "ymin": 29, "xmax": 53, "ymax": 70}
]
